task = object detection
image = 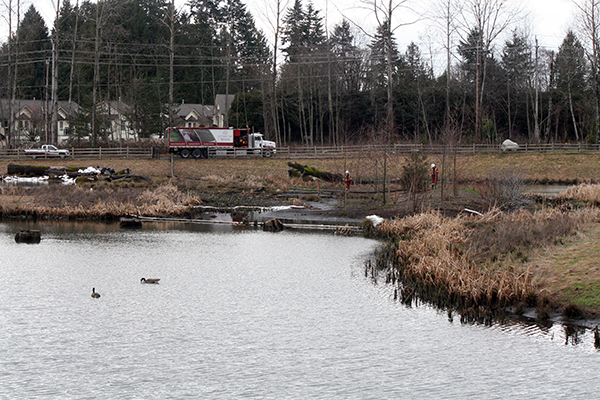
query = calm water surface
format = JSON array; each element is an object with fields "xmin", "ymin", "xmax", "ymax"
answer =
[{"xmin": 1, "ymin": 220, "xmax": 599, "ymax": 399}]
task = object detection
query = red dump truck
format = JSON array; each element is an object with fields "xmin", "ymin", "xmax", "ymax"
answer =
[{"xmin": 166, "ymin": 127, "xmax": 276, "ymax": 159}]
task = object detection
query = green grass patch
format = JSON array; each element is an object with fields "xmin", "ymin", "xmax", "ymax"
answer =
[{"xmin": 562, "ymin": 282, "xmax": 600, "ymax": 309}]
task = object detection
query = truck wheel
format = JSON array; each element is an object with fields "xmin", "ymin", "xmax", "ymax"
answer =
[
  {"xmin": 263, "ymin": 150, "xmax": 273, "ymax": 158},
  {"xmin": 180, "ymin": 149, "xmax": 191, "ymax": 159},
  {"xmin": 31, "ymin": 155, "xmax": 37, "ymax": 160},
  {"xmin": 192, "ymin": 149, "xmax": 202, "ymax": 159},
  {"xmin": 60, "ymin": 155, "xmax": 66, "ymax": 159}
]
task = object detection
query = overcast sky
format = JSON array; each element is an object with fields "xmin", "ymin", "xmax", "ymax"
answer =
[{"xmin": 2, "ymin": 0, "xmax": 577, "ymax": 58}]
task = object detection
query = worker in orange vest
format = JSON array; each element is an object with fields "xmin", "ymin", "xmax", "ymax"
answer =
[
  {"xmin": 343, "ymin": 170, "xmax": 353, "ymax": 190},
  {"xmin": 430, "ymin": 163, "xmax": 439, "ymax": 189}
]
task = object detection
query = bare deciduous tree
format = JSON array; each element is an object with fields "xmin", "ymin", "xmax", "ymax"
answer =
[
  {"xmin": 457, "ymin": 0, "xmax": 521, "ymax": 141},
  {"xmin": 574, "ymin": 0, "xmax": 600, "ymax": 143}
]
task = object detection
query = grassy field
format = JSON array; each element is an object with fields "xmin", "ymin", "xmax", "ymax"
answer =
[{"xmin": 4, "ymin": 150, "xmax": 600, "ymax": 185}]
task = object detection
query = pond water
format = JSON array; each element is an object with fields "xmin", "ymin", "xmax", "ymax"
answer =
[
  {"xmin": 524, "ymin": 184, "xmax": 572, "ymax": 197},
  {"xmin": 1, "ymin": 220, "xmax": 599, "ymax": 399}
]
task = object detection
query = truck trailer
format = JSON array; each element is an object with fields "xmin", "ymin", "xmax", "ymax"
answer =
[{"xmin": 167, "ymin": 127, "xmax": 276, "ymax": 159}]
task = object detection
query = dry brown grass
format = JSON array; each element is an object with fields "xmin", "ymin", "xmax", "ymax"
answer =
[
  {"xmin": 377, "ymin": 211, "xmax": 535, "ymax": 308},
  {"xmin": 3, "ymin": 151, "xmax": 600, "ymax": 184},
  {"xmin": 374, "ymin": 207, "xmax": 600, "ymax": 312},
  {"xmin": 0, "ymin": 182, "xmax": 202, "ymax": 219},
  {"xmin": 556, "ymin": 183, "xmax": 600, "ymax": 203}
]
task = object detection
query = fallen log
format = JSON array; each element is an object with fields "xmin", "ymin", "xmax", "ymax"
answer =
[
  {"xmin": 287, "ymin": 162, "xmax": 343, "ymax": 182},
  {"xmin": 107, "ymin": 174, "xmax": 151, "ymax": 182},
  {"xmin": 6, "ymin": 164, "xmax": 150, "ymax": 183},
  {"xmin": 263, "ymin": 218, "xmax": 284, "ymax": 232},
  {"xmin": 7, "ymin": 164, "xmax": 48, "ymax": 176}
]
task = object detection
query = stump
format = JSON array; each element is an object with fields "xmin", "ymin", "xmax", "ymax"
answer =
[
  {"xmin": 263, "ymin": 218, "xmax": 284, "ymax": 232},
  {"xmin": 15, "ymin": 230, "xmax": 41, "ymax": 243}
]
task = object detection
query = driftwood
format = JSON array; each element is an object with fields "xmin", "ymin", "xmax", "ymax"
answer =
[
  {"xmin": 120, "ymin": 217, "xmax": 143, "ymax": 229},
  {"xmin": 263, "ymin": 218, "xmax": 284, "ymax": 232},
  {"xmin": 287, "ymin": 162, "xmax": 343, "ymax": 182}
]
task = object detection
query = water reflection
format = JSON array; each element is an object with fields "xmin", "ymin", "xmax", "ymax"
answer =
[
  {"xmin": 2, "ymin": 219, "xmax": 599, "ymax": 400},
  {"xmin": 366, "ymin": 256, "xmax": 600, "ymax": 351}
]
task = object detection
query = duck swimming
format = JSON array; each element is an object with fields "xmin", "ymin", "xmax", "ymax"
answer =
[
  {"xmin": 91, "ymin": 288, "xmax": 101, "ymax": 298},
  {"xmin": 140, "ymin": 278, "xmax": 160, "ymax": 284}
]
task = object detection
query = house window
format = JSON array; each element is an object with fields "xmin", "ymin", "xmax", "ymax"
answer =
[{"xmin": 59, "ymin": 121, "xmax": 64, "ymax": 130}]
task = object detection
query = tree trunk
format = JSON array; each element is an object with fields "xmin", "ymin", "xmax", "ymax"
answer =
[{"xmin": 568, "ymin": 87, "xmax": 580, "ymax": 142}]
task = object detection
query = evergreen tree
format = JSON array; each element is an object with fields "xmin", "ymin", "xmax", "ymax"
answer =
[
  {"xmin": 501, "ymin": 30, "xmax": 532, "ymax": 139},
  {"xmin": 555, "ymin": 30, "xmax": 588, "ymax": 142},
  {"xmin": 366, "ymin": 20, "xmax": 399, "ymax": 90},
  {"xmin": 458, "ymin": 28, "xmax": 488, "ymax": 87},
  {"xmin": 365, "ymin": 19, "xmax": 399, "ymax": 126},
  {"xmin": 396, "ymin": 42, "xmax": 437, "ymax": 141},
  {"xmin": 15, "ymin": 6, "xmax": 51, "ymax": 100},
  {"xmin": 279, "ymin": 0, "xmax": 327, "ymax": 144},
  {"xmin": 281, "ymin": 0, "xmax": 307, "ymax": 62}
]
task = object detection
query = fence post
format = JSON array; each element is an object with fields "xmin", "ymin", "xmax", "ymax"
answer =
[{"xmin": 99, "ymin": 147, "xmax": 102, "ymax": 159}]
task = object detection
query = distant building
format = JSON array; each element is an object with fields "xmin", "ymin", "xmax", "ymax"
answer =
[
  {"xmin": 0, "ymin": 99, "xmax": 80, "ymax": 146},
  {"xmin": 172, "ymin": 95, "xmax": 235, "ymax": 128},
  {"xmin": 173, "ymin": 102, "xmax": 216, "ymax": 127},
  {"xmin": 0, "ymin": 95, "xmax": 238, "ymax": 147},
  {"xmin": 215, "ymin": 94, "xmax": 235, "ymax": 127},
  {"xmin": 96, "ymin": 100, "xmax": 136, "ymax": 141}
]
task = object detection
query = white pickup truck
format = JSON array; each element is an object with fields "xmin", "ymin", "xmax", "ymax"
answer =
[{"xmin": 24, "ymin": 145, "xmax": 70, "ymax": 159}]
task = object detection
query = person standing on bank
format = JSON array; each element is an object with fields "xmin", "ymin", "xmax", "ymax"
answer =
[
  {"xmin": 430, "ymin": 163, "xmax": 439, "ymax": 189},
  {"xmin": 343, "ymin": 170, "xmax": 353, "ymax": 190}
]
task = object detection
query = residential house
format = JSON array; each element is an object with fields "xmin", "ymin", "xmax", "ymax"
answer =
[
  {"xmin": 173, "ymin": 102, "xmax": 216, "ymax": 128},
  {"xmin": 0, "ymin": 99, "xmax": 80, "ymax": 146},
  {"xmin": 172, "ymin": 95, "xmax": 235, "ymax": 129},
  {"xmin": 96, "ymin": 100, "xmax": 136, "ymax": 142},
  {"xmin": 215, "ymin": 94, "xmax": 235, "ymax": 127}
]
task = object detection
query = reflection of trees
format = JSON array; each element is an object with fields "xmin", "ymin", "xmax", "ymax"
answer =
[{"xmin": 564, "ymin": 324, "xmax": 586, "ymax": 346}]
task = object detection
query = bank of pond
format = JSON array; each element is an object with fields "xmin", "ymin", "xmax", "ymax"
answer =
[{"xmin": 7, "ymin": 199, "xmax": 600, "ymax": 346}]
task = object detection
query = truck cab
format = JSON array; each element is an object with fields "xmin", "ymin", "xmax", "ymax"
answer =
[{"xmin": 249, "ymin": 133, "xmax": 277, "ymax": 157}]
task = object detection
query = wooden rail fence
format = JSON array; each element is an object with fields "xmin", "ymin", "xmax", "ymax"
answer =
[{"xmin": 0, "ymin": 142, "xmax": 598, "ymax": 161}]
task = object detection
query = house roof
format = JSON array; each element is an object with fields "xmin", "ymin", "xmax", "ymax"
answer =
[
  {"xmin": 175, "ymin": 103, "xmax": 215, "ymax": 119},
  {"xmin": 215, "ymin": 94, "xmax": 235, "ymax": 117},
  {"xmin": 0, "ymin": 99, "xmax": 80, "ymax": 121},
  {"xmin": 173, "ymin": 103, "xmax": 216, "ymax": 126},
  {"xmin": 98, "ymin": 100, "xmax": 131, "ymax": 115}
]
